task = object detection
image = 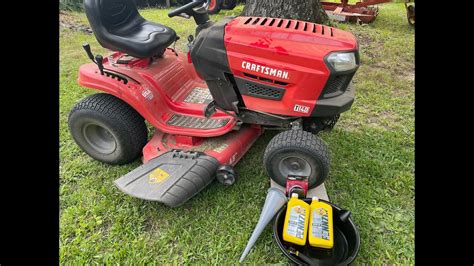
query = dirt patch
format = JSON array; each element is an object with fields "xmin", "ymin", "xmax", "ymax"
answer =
[
  {"xmin": 60, "ymin": 11, "xmax": 93, "ymax": 34},
  {"xmin": 354, "ymin": 32, "xmax": 384, "ymax": 63},
  {"xmin": 340, "ymin": 109, "xmax": 402, "ymax": 131},
  {"xmin": 353, "ymin": 31, "xmax": 375, "ymax": 47},
  {"xmin": 353, "ymin": 30, "xmax": 414, "ymax": 83},
  {"xmin": 391, "ymin": 85, "xmax": 413, "ymax": 99},
  {"xmin": 368, "ymin": 110, "xmax": 398, "ymax": 128},
  {"xmin": 402, "ymin": 70, "xmax": 415, "ymax": 82}
]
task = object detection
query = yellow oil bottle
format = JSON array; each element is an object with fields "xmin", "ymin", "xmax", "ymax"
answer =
[
  {"xmin": 282, "ymin": 193, "xmax": 310, "ymax": 246},
  {"xmin": 308, "ymin": 196, "xmax": 334, "ymax": 249}
]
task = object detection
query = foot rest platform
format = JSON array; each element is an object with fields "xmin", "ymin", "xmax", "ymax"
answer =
[{"xmin": 167, "ymin": 114, "xmax": 230, "ymax": 129}]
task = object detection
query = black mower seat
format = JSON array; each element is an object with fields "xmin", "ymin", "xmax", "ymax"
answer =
[{"xmin": 84, "ymin": 0, "xmax": 177, "ymax": 58}]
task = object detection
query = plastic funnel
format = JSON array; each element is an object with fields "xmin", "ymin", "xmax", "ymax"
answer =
[{"xmin": 239, "ymin": 188, "xmax": 288, "ymax": 263}]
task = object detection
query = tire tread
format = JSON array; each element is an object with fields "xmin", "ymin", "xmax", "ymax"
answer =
[
  {"xmin": 68, "ymin": 93, "xmax": 147, "ymax": 164},
  {"xmin": 263, "ymin": 130, "xmax": 330, "ymax": 188}
]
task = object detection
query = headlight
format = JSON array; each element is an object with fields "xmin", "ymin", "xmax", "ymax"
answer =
[{"xmin": 326, "ymin": 52, "xmax": 357, "ymax": 72}]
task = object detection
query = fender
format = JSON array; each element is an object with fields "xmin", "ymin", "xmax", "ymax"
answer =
[{"xmin": 77, "ymin": 62, "xmax": 236, "ymax": 137}]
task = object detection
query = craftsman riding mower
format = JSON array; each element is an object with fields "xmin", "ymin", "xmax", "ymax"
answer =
[{"xmin": 68, "ymin": 0, "xmax": 359, "ymax": 207}]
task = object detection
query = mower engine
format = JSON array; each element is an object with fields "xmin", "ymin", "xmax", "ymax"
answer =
[{"xmin": 190, "ymin": 16, "xmax": 359, "ymax": 132}]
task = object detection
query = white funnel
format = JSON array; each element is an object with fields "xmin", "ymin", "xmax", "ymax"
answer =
[{"xmin": 239, "ymin": 188, "xmax": 288, "ymax": 263}]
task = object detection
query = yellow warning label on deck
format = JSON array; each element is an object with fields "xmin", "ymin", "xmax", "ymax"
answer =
[{"xmin": 148, "ymin": 168, "xmax": 170, "ymax": 184}]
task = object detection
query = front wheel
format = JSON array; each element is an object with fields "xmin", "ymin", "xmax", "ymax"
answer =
[
  {"xmin": 263, "ymin": 130, "xmax": 330, "ymax": 188},
  {"xmin": 68, "ymin": 93, "xmax": 148, "ymax": 165}
]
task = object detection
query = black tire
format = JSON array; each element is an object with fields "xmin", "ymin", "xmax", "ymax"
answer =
[
  {"xmin": 263, "ymin": 130, "xmax": 330, "ymax": 188},
  {"xmin": 221, "ymin": 0, "xmax": 236, "ymax": 10},
  {"xmin": 207, "ymin": 0, "xmax": 223, "ymax": 14},
  {"xmin": 68, "ymin": 93, "xmax": 148, "ymax": 165}
]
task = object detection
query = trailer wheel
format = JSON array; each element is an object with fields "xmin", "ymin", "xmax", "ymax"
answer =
[
  {"xmin": 68, "ymin": 93, "xmax": 148, "ymax": 165},
  {"xmin": 263, "ymin": 130, "xmax": 330, "ymax": 188},
  {"xmin": 206, "ymin": 0, "xmax": 223, "ymax": 14}
]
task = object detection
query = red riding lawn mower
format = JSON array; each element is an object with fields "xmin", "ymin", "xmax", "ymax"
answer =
[{"xmin": 68, "ymin": 0, "xmax": 360, "ymax": 207}]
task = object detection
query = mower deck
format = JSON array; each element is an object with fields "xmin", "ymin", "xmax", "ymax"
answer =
[
  {"xmin": 114, "ymin": 125, "xmax": 263, "ymax": 206},
  {"xmin": 143, "ymin": 125, "xmax": 263, "ymax": 165}
]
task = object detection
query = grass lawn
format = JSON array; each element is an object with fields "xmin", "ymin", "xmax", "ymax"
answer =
[{"xmin": 60, "ymin": 3, "xmax": 414, "ymax": 264}]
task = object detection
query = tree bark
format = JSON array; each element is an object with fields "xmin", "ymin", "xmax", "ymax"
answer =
[{"xmin": 242, "ymin": 0, "xmax": 329, "ymax": 25}]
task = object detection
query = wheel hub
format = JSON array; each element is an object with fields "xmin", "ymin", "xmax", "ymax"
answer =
[
  {"xmin": 278, "ymin": 156, "xmax": 312, "ymax": 178},
  {"xmin": 82, "ymin": 123, "xmax": 117, "ymax": 154},
  {"xmin": 216, "ymin": 165, "xmax": 236, "ymax": 186}
]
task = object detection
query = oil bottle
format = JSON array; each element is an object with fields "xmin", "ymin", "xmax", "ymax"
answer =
[
  {"xmin": 308, "ymin": 196, "xmax": 334, "ymax": 249},
  {"xmin": 283, "ymin": 193, "xmax": 310, "ymax": 246}
]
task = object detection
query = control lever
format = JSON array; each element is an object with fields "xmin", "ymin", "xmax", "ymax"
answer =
[
  {"xmin": 95, "ymin": 55, "xmax": 105, "ymax": 75},
  {"xmin": 187, "ymin": 35, "xmax": 194, "ymax": 50},
  {"xmin": 204, "ymin": 100, "xmax": 217, "ymax": 118},
  {"xmin": 82, "ymin": 43, "xmax": 95, "ymax": 62}
]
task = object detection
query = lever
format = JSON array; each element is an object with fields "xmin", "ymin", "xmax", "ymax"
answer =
[
  {"xmin": 204, "ymin": 100, "xmax": 217, "ymax": 118},
  {"xmin": 95, "ymin": 55, "xmax": 105, "ymax": 75},
  {"xmin": 82, "ymin": 43, "xmax": 95, "ymax": 61},
  {"xmin": 187, "ymin": 35, "xmax": 194, "ymax": 51}
]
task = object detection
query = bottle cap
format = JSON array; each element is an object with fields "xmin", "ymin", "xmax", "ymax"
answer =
[{"xmin": 291, "ymin": 193, "xmax": 299, "ymax": 198}]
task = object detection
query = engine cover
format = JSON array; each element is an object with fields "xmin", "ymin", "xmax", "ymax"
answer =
[{"xmin": 224, "ymin": 17, "xmax": 358, "ymax": 117}]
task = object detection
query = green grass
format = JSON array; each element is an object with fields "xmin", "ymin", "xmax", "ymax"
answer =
[{"xmin": 60, "ymin": 3, "xmax": 414, "ymax": 264}]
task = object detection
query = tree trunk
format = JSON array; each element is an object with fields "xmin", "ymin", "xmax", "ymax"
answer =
[{"xmin": 242, "ymin": 0, "xmax": 329, "ymax": 25}]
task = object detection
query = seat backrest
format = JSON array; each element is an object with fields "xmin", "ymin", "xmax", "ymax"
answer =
[{"xmin": 84, "ymin": 0, "xmax": 144, "ymax": 43}]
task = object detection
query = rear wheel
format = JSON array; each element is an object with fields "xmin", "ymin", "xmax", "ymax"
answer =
[
  {"xmin": 263, "ymin": 130, "xmax": 330, "ymax": 188},
  {"xmin": 68, "ymin": 93, "xmax": 148, "ymax": 165}
]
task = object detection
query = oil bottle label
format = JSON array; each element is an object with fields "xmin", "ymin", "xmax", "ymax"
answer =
[
  {"xmin": 312, "ymin": 207, "xmax": 330, "ymax": 240},
  {"xmin": 286, "ymin": 206, "xmax": 306, "ymax": 239}
]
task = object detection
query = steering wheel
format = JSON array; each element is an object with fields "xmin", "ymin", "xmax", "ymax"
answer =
[{"xmin": 168, "ymin": 0, "xmax": 207, "ymax": 18}]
